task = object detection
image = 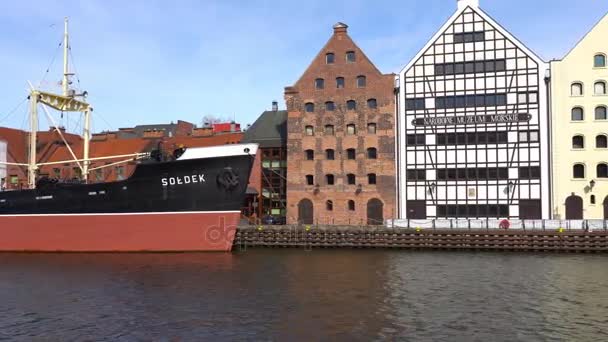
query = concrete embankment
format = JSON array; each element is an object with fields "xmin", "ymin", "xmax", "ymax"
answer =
[{"xmin": 234, "ymin": 225, "xmax": 608, "ymax": 253}]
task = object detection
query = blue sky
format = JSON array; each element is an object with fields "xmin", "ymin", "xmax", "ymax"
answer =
[{"xmin": 0, "ymin": 0, "xmax": 606, "ymax": 134}]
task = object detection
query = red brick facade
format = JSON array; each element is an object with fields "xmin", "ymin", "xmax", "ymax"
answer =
[{"xmin": 284, "ymin": 23, "xmax": 396, "ymax": 225}]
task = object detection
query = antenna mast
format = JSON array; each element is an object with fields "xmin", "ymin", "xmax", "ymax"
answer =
[{"xmin": 62, "ymin": 17, "xmax": 70, "ymax": 97}]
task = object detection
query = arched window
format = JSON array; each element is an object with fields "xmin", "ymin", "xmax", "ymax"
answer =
[
  {"xmin": 595, "ymin": 54, "xmax": 606, "ymax": 68},
  {"xmin": 368, "ymin": 173, "xmax": 377, "ymax": 184},
  {"xmin": 596, "ymin": 106, "xmax": 607, "ymax": 120},
  {"xmin": 325, "ymin": 101, "xmax": 335, "ymax": 111},
  {"xmin": 325, "ymin": 149, "xmax": 335, "ymax": 160},
  {"xmin": 305, "ymin": 175, "xmax": 314, "ymax": 185},
  {"xmin": 305, "ymin": 149, "xmax": 314, "ymax": 160},
  {"xmin": 305, "ymin": 125, "xmax": 314, "ymax": 136},
  {"xmin": 336, "ymin": 77, "xmax": 345, "ymax": 89},
  {"xmin": 595, "ymin": 81, "xmax": 606, "ymax": 95},
  {"xmin": 571, "ymin": 107, "xmax": 584, "ymax": 121},
  {"xmin": 346, "ymin": 51, "xmax": 356, "ymax": 63},
  {"xmin": 591, "ymin": 195, "xmax": 596, "ymax": 204},
  {"xmin": 315, "ymin": 78, "xmax": 324, "ymax": 89},
  {"xmin": 346, "ymin": 124, "xmax": 356, "ymax": 135},
  {"xmin": 367, "ymin": 123, "xmax": 377, "ymax": 134},
  {"xmin": 326, "ymin": 53, "xmax": 335, "ymax": 64},
  {"xmin": 572, "ymin": 135, "xmax": 584, "ymax": 149},
  {"xmin": 347, "ymin": 174, "xmax": 356, "ymax": 185},
  {"xmin": 326, "ymin": 200, "xmax": 333, "ymax": 211},
  {"xmin": 305, "ymin": 102, "xmax": 314, "ymax": 112},
  {"xmin": 367, "ymin": 147, "xmax": 377, "ymax": 159},
  {"xmin": 596, "ymin": 135, "xmax": 608, "ymax": 148},
  {"xmin": 598, "ymin": 163, "xmax": 608, "ymax": 178},
  {"xmin": 571, "ymin": 82, "xmax": 583, "ymax": 96},
  {"xmin": 346, "ymin": 148, "xmax": 356, "ymax": 160},
  {"xmin": 326, "ymin": 174, "xmax": 335, "ymax": 185},
  {"xmin": 348, "ymin": 200, "xmax": 355, "ymax": 211},
  {"xmin": 573, "ymin": 164, "xmax": 585, "ymax": 179},
  {"xmin": 367, "ymin": 98, "xmax": 377, "ymax": 109},
  {"xmin": 346, "ymin": 100, "xmax": 356, "ymax": 110},
  {"xmin": 324, "ymin": 124, "xmax": 334, "ymax": 135},
  {"xmin": 356, "ymin": 75, "xmax": 366, "ymax": 88}
]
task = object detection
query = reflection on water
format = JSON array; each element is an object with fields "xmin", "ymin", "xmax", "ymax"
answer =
[{"xmin": 1, "ymin": 250, "xmax": 607, "ymax": 341}]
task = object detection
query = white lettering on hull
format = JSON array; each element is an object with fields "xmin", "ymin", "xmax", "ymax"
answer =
[{"xmin": 161, "ymin": 174, "xmax": 206, "ymax": 187}]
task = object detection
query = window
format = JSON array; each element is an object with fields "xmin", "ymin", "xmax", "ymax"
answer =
[
  {"xmin": 348, "ymin": 200, "xmax": 355, "ymax": 211},
  {"xmin": 326, "ymin": 53, "xmax": 335, "ymax": 64},
  {"xmin": 571, "ymin": 107, "xmax": 584, "ymax": 121},
  {"xmin": 598, "ymin": 163, "xmax": 608, "ymax": 178},
  {"xmin": 346, "ymin": 51, "xmax": 356, "ymax": 63},
  {"xmin": 367, "ymin": 123, "xmax": 377, "ymax": 134},
  {"xmin": 305, "ymin": 102, "xmax": 314, "ymax": 112},
  {"xmin": 572, "ymin": 135, "xmax": 584, "ymax": 149},
  {"xmin": 594, "ymin": 54, "xmax": 606, "ymax": 68},
  {"xmin": 367, "ymin": 147, "xmax": 377, "ymax": 159},
  {"xmin": 95, "ymin": 169, "xmax": 103, "ymax": 181},
  {"xmin": 336, "ymin": 77, "xmax": 344, "ymax": 89},
  {"xmin": 518, "ymin": 92, "xmax": 538, "ymax": 104},
  {"xmin": 326, "ymin": 149, "xmax": 335, "ymax": 160},
  {"xmin": 597, "ymin": 135, "xmax": 608, "ymax": 148},
  {"xmin": 518, "ymin": 131, "xmax": 539, "ymax": 142},
  {"xmin": 326, "ymin": 174, "xmax": 335, "ymax": 185},
  {"xmin": 407, "ymin": 134, "xmax": 426, "ymax": 146},
  {"xmin": 305, "ymin": 149, "xmax": 314, "ymax": 160},
  {"xmin": 436, "ymin": 93, "xmax": 506, "ymax": 109},
  {"xmin": 10, "ymin": 175, "xmax": 18, "ymax": 184},
  {"xmin": 367, "ymin": 98, "xmax": 377, "ymax": 109},
  {"xmin": 346, "ymin": 100, "xmax": 356, "ymax": 110},
  {"xmin": 438, "ymin": 168, "xmax": 508, "ymax": 181},
  {"xmin": 356, "ymin": 75, "xmax": 366, "ymax": 88},
  {"xmin": 52, "ymin": 168, "xmax": 60, "ymax": 178},
  {"xmin": 306, "ymin": 175, "xmax": 314, "ymax": 185},
  {"xmin": 406, "ymin": 169, "xmax": 426, "ymax": 181},
  {"xmin": 435, "ymin": 59, "xmax": 506, "ymax": 76},
  {"xmin": 453, "ymin": 31, "xmax": 485, "ymax": 43},
  {"xmin": 315, "ymin": 78, "xmax": 324, "ymax": 89},
  {"xmin": 324, "ymin": 125, "xmax": 334, "ymax": 135},
  {"xmin": 116, "ymin": 166, "xmax": 125, "ymax": 180},
  {"xmin": 571, "ymin": 82, "xmax": 583, "ymax": 96},
  {"xmin": 596, "ymin": 106, "xmax": 607, "ymax": 120},
  {"xmin": 405, "ymin": 98, "xmax": 426, "ymax": 110},
  {"xmin": 368, "ymin": 173, "xmax": 377, "ymax": 185},
  {"xmin": 519, "ymin": 167, "xmax": 541, "ymax": 179},
  {"xmin": 346, "ymin": 148, "xmax": 356, "ymax": 160},
  {"xmin": 305, "ymin": 125, "xmax": 314, "ymax": 136},
  {"xmin": 573, "ymin": 164, "xmax": 585, "ymax": 179},
  {"xmin": 326, "ymin": 200, "xmax": 333, "ymax": 211},
  {"xmin": 595, "ymin": 81, "xmax": 606, "ymax": 95},
  {"xmin": 346, "ymin": 124, "xmax": 356, "ymax": 135},
  {"xmin": 325, "ymin": 101, "xmax": 335, "ymax": 111},
  {"xmin": 347, "ymin": 174, "xmax": 356, "ymax": 185}
]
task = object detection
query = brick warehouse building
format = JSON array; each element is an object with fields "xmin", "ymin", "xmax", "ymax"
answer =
[{"xmin": 284, "ymin": 23, "xmax": 396, "ymax": 225}]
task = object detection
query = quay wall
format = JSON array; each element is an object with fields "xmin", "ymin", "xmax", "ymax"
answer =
[{"xmin": 234, "ymin": 225, "xmax": 608, "ymax": 253}]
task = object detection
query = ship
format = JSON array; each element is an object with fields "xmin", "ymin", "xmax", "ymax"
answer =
[{"xmin": 0, "ymin": 18, "xmax": 257, "ymax": 252}]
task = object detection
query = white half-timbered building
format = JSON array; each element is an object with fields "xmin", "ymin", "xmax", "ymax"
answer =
[{"xmin": 396, "ymin": 0, "xmax": 550, "ymax": 220}]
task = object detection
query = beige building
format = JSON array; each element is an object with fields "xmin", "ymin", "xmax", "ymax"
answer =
[{"xmin": 550, "ymin": 13, "xmax": 608, "ymax": 219}]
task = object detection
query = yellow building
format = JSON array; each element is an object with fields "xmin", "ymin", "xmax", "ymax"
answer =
[{"xmin": 550, "ymin": 13, "xmax": 608, "ymax": 219}]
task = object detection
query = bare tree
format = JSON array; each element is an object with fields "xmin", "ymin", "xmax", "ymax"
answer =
[{"xmin": 201, "ymin": 114, "xmax": 230, "ymax": 126}]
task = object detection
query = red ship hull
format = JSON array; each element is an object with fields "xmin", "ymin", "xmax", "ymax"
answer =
[{"xmin": 0, "ymin": 211, "xmax": 238, "ymax": 252}]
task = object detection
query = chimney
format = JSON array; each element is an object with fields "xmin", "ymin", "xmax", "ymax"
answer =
[
  {"xmin": 230, "ymin": 121, "xmax": 236, "ymax": 132},
  {"xmin": 272, "ymin": 101, "xmax": 278, "ymax": 111},
  {"xmin": 333, "ymin": 22, "xmax": 348, "ymax": 35},
  {"xmin": 458, "ymin": 0, "xmax": 479, "ymax": 10}
]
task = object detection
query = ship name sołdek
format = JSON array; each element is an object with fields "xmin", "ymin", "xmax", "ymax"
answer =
[{"xmin": 412, "ymin": 113, "xmax": 532, "ymax": 126}]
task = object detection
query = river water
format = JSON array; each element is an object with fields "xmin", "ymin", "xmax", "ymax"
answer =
[{"xmin": 1, "ymin": 249, "xmax": 607, "ymax": 341}]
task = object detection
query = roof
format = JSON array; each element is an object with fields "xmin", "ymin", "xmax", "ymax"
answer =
[
  {"xmin": 45, "ymin": 138, "xmax": 154, "ymax": 161},
  {"xmin": 241, "ymin": 110, "xmax": 287, "ymax": 148},
  {"xmin": 162, "ymin": 132, "xmax": 244, "ymax": 149}
]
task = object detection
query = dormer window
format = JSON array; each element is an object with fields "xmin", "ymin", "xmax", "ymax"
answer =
[
  {"xmin": 594, "ymin": 54, "xmax": 606, "ymax": 68},
  {"xmin": 326, "ymin": 53, "xmax": 335, "ymax": 64},
  {"xmin": 346, "ymin": 51, "xmax": 356, "ymax": 63},
  {"xmin": 315, "ymin": 78, "xmax": 325, "ymax": 90},
  {"xmin": 356, "ymin": 75, "xmax": 366, "ymax": 88}
]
